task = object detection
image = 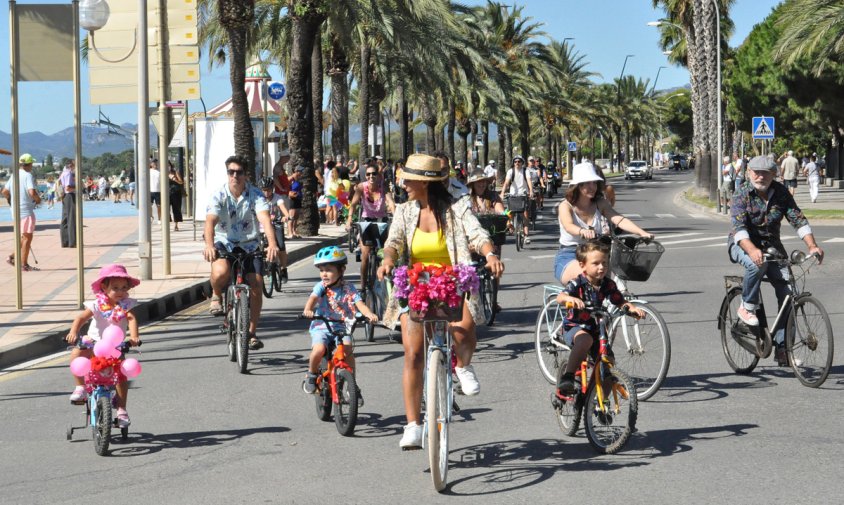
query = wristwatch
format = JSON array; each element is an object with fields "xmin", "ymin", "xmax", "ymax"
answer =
[{"xmin": 485, "ymin": 251, "xmax": 498, "ymax": 259}]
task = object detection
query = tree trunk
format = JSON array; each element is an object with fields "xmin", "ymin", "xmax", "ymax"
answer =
[
  {"xmin": 398, "ymin": 82, "xmax": 408, "ymax": 160},
  {"xmin": 545, "ymin": 121, "xmax": 553, "ymax": 162},
  {"xmin": 436, "ymin": 125, "xmax": 444, "ymax": 152},
  {"xmin": 287, "ymin": 7, "xmax": 323, "ymax": 236},
  {"xmin": 359, "ymin": 43, "xmax": 371, "ymax": 164},
  {"xmin": 311, "ymin": 25, "xmax": 324, "ymax": 167},
  {"xmin": 328, "ymin": 37, "xmax": 348, "ymax": 161},
  {"xmin": 219, "ymin": 0, "xmax": 256, "ymax": 180},
  {"xmin": 693, "ymin": 0, "xmax": 709, "ymax": 193},
  {"xmin": 447, "ymin": 101, "xmax": 456, "ymax": 163},
  {"xmin": 705, "ymin": 0, "xmax": 719, "ymax": 202},
  {"xmin": 503, "ymin": 126, "xmax": 513, "ymax": 177},
  {"xmin": 481, "ymin": 120, "xmax": 489, "ymax": 166},
  {"xmin": 518, "ymin": 109, "xmax": 530, "ymax": 158},
  {"xmin": 496, "ymin": 124, "xmax": 506, "ymax": 183},
  {"xmin": 421, "ymin": 98, "xmax": 437, "ymax": 154}
]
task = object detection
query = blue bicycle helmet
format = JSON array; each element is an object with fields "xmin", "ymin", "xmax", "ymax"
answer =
[{"xmin": 314, "ymin": 246, "xmax": 347, "ymax": 266}]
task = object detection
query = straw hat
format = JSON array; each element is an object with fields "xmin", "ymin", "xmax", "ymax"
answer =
[
  {"xmin": 401, "ymin": 154, "xmax": 448, "ymax": 181},
  {"xmin": 466, "ymin": 167, "xmax": 494, "ymax": 185},
  {"xmin": 569, "ymin": 162, "xmax": 603, "ymax": 186}
]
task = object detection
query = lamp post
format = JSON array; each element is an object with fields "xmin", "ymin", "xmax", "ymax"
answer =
[
  {"xmin": 616, "ymin": 54, "xmax": 634, "ymax": 171},
  {"xmin": 652, "ymin": 66, "xmax": 666, "ymax": 94}
]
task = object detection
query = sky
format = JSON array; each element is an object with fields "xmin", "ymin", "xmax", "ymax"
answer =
[{"xmin": 0, "ymin": 0, "xmax": 781, "ymax": 136}]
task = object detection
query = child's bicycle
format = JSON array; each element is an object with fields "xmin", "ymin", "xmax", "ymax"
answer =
[
  {"xmin": 550, "ymin": 301, "xmax": 638, "ymax": 454},
  {"xmin": 299, "ymin": 313, "xmax": 368, "ymax": 436},
  {"xmin": 67, "ymin": 340, "xmax": 141, "ymax": 456}
]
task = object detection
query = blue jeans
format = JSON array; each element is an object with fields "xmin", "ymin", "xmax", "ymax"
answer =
[
  {"xmin": 729, "ymin": 241, "xmax": 791, "ymax": 344},
  {"xmin": 554, "ymin": 246, "xmax": 577, "ymax": 283}
]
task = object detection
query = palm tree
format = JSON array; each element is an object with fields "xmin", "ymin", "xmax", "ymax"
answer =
[
  {"xmin": 775, "ymin": 0, "xmax": 844, "ymax": 75},
  {"xmin": 216, "ymin": 0, "xmax": 257, "ymax": 180}
]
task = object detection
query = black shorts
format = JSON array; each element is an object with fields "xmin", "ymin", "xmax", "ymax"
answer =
[
  {"xmin": 214, "ymin": 242, "xmax": 264, "ymax": 276},
  {"xmin": 290, "ymin": 196, "xmax": 302, "ymax": 210},
  {"xmin": 151, "ymin": 192, "xmax": 161, "ymax": 205},
  {"xmin": 358, "ymin": 218, "xmax": 389, "ymax": 247},
  {"xmin": 784, "ymin": 179, "xmax": 798, "ymax": 189}
]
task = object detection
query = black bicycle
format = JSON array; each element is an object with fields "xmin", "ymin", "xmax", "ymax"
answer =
[
  {"xmin": 261, "ymin": 222, "xmax": 286, "ymax": 298},
  {"xmin": 218, "ymin": 248, "xmax": 261, "ymax": 374},
  {"xmin": 506, "ymin": 195, "xmax": 528, "ymax": 251},
  {"xmin": 355, "ymin": 220, "xmax": 391, "ymax": 342}
]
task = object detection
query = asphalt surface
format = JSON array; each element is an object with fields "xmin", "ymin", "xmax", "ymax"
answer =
[{"xmin": 1, "ymin": 169, "xmax": 842, "ymax": 504}]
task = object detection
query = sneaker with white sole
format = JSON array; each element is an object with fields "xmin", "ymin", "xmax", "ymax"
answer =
[
  {"xmin": 69, "ymin": 386, "xmax": 87, "ymax": 402},
  {"xmin": 455, "ymin": 365, "xmax": 480, "ymax": 396},
  {"xmin": 399, "ymin": 421, "xmax": 423, "ymax": 450},
  {"xmin": 116, "ymin": 408, "xmax": 131, "ymax": 428},
  {"xmin": 737, "ymin": 305, "xmax": 759, "ymax": 326}
]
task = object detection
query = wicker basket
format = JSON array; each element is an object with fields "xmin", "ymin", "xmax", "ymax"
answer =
[
  {"xmin": 409, "ymin": 299, "xmax": 465, "ymax": 322},
  {"xmin": 476, "ymin": 214, "xmax": 509, "ymax": 246},
  {"xmin": 610, "ymin": 237, "xmax": 665, "ymax": 282}
]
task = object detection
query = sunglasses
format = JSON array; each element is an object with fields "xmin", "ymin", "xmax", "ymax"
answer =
[
  {"xmin": 227, "ymin": 169, "xmax": 245, "ymax": 177},
  {"xmin": 365, "ymin": 172, "xmax": 378, "ymax": 177}
]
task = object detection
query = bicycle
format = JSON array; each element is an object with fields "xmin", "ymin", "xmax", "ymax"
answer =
[
  {"xmin": 67, "ymin": 340, "xmax": 141, "ymax": 456},
  {"xmin": 535, "ymin": 234, "xmax": 670, "ymax": 401},
  {"xmin": 217, "ymin": 248, "xmax": 261, "ymax": 374},
  {"xmin": 260, "ymin": 223, "xmax": 286, "ymax": 299},
  {"xmin": 717, "ymin": 248, "xmax": 833, "ymax": 387},
  {"xmin": 550, "ymin": 302, "xmax": 638, "ymax": 454},
  {"xmin": 299, "ymin": 313, "xmax": 367, "ymax": 436},
  {"xmin": 474, "ymin": 213, "xmax": 508, "ymax": 325},
  {"xmin": 506, "ymin": 195, "xmax": 528, "ymax": 251},
  {"xmin": 355, "ymin": 219, "xmax": 391, "ymax": 342}
]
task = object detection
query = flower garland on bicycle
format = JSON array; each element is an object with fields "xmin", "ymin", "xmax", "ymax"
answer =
[
  {"xmin": 376, "ymin": 153, "xmax": 504, "ymax": 450},
  {"xmin": 554, "ymin": 241, "xmax": 644, "ymax": 396},
  {"xmin": 203, "ymin": 155, "xmax": 280, "ymax": 350},
  {"xmin": 302, "ymin": 246, "xmax": 378, "ymax": 396},
  {"xmin": 65, "ymin": 263, "xmax": 140, "ymax": 428}
]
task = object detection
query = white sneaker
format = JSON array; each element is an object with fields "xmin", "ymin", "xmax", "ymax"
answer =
[
  {"xmin": 69, "ymin": 386, "xmax": 87, "ymax": 402},
  {"xmin": 737, "ymin": 306, "xmax": 759, "ymax": 326},
  {"xmin": 455, "ymin": 365, "xmax": 480, "ymax": 396},
  {"xmin": 399, "ymin": 421, "xmax": 423, "ymax": 450}
]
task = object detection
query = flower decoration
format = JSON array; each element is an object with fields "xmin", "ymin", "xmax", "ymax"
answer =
[
  {"xmin": 95, "ymin": 293, "xmax": 130, "ymax": 324},
  {"xmin": 392, "ymin": 263, "xmax": 479, "ymax": 318},
  {"xmin": 90, "ymin": 356, "xmax": 121, "ymax": 374}
]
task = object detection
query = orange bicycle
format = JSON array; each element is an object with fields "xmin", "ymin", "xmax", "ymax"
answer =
[{"xmin": 299, "ymin": 313, "xmax": 367, "ymax": 436}]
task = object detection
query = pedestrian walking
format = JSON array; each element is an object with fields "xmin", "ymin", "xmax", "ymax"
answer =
[
  {"xmin": 721, "ymin": 155, "xmax": 735, "ymax": 208},
  {"xmin": 779, "ymin": 150, "xmax": 800, "ymax": 196},
  {"xmin": 3, "ymin": 154, "xmax": 42, "ymax": 270},
  {"xmin": 168, "ymin": 162, "xmax": 184, "ymax": 231},
  {"xmin": 149, "ymin": 159, "xmax": 162, "ymax": 223},
  {"xmin": 59, "ymin": 160, "xmax": 77, "ymax": 247},
  {"xmin": 803, "ymin": 154, "xmax": 822, "ymax": 203}
]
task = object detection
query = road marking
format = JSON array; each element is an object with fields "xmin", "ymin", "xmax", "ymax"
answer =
[
  {"xmin": 528, "ymin": 254, "xmax": 556, "ymax": 260},
  {"xmin": 626, "ymin": 214, "xmax": 642, "ymax": 218},
  {"xmin": 655, "ymin": 213, "xmax": 676, "ymax": 218},
  {"xmin": 657, "ymin": 232, "xmax": 702, "ymax": 239},
  {"xmin": 824, "ymin": 238, "xmax": 844, "ymax": 243},
  {"xmin": 688, "ymin": 213, "xmax": 708, "ymax": 219},
  {"xmin": 660, "ymin": 236, "xmax": 725, "ymax": 246}
]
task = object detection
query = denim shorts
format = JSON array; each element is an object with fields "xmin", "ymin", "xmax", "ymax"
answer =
[
  {"xmin": 310, "ymin": 328, "xmax": 351, "ymax": 348},
  {"xmin": 554, "ymin": 246, "xmax": 578, "ymax": 283}
]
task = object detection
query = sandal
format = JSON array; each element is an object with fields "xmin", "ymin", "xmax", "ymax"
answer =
[
  {"xmin": 248, "ymin": 335, "xmax": 264, "ymax": 350},
  {"xmin": 22, "ymin": 264, "xmax": 40, "ymax": 272},
  {"xmin": 6, "ymin": 256, "xmax": 13, "ymax": 266},
  {"xmin": 209, "ymin": 296, "xmax": 224, "ymax": 316}
]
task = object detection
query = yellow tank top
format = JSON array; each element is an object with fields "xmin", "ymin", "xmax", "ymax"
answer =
[{"xmin": 410, "ymin": 228, "xmax": 451, "ymax": 266}]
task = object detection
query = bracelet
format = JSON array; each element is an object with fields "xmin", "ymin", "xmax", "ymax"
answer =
[{"xmin": 485, "ymin": 251, "xmax": 498, "ymax": 259}]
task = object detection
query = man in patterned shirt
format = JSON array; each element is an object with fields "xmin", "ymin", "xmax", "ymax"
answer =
[
  {"xmin": 728, "ymin": 155, "xmax": 824, "ymax": 364},
  {"xmin": 204, "ymin": 155, "xmax": 279, "ymax": 350}
]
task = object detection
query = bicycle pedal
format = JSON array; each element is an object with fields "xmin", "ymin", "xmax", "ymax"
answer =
[
  {"xmin": 70, "ymin": 399, "xmax": 86, "ymax": 406},
  {"xmin": 452, "ymin": 400, "xmax": 460, "ymax": 414},
  {"xmin": 401, "ymin": 445, "xmax": 423, "ymax": 452}
]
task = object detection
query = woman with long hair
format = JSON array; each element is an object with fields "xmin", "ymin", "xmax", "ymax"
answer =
[{"xmin": 378, "ymin": 154, "xmax": 504, "ymax": 450}]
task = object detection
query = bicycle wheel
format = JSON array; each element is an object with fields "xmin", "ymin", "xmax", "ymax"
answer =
[
  {"xmin": 236, "ymin": 291, "xmax": 250, "ymax": 374},
  {"xmin": 719, "ymin": 289, "xmax": 759, "ymax": 374},
  {"xmin": 315, "ymin": 359, "xmax": 332, "ymax": 421},
  {"xmin": 480, "ymin": 272, "xmax": 496, "ymax": 326},
  {"xmin": 530, "ymin": 200, "xmax": 537, "ymax": 230},
  {"xmin": 93, "ymin": 394, "xmax": 111, "ymax": 456},
  {"xmin": 535, "ymin": 296, "xmax": 569, "ymax": 384},
  {"xmin": 513, "ymin": 214, "xmax": 523, "ymax": 252},
  {"xmin": 274, "ymin": 265, "xmax": 285, "ymax": 292},
  {"xmin": 584, "ymin": 366, "xmax": 638, "ymax": 454},
  {"xmin": 608, "ymin": 302, "xmax": 671, "ymax": 401},
  {"xmin": 554, "ymin": 360, "xmax": 583, "ymax": 436},
  {"xmin": 334, "ymin": 368, "xmax": 358, "ymax": 436},
  {"xmin": 262, "ymin": 265, "xmax": 275, "ymax": 298},
  {"xmin": 226, "ymin": 291, "xmax": 237, "ymax": 363},
  {"xmin": 787, "ymin": 296, "xmax": 834, "ymax": 387},
  {"xmin": 363, "ymin": 286, "xmax": 379, "ymax": 343},
  {"xmin": 426, "ymin": 348, "xmax": 449, "ymax": 492}
]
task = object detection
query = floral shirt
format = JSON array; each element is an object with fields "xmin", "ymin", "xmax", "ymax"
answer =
[
  {"xmin": 729, "ymin": 179, "xmax": 811, "ymax": 252},
  {"xmin": 206, "ymin": 183, "xmax": 270, "ymax": 252},
  {"xmin": 309, "ymin": 281, "xmax": 361, "ymax": 334},
  {"xmin": 562, "ymin": 275, "xmax": 625, "ymax": 334}
]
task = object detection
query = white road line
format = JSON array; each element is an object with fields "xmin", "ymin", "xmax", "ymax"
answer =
[
  {"xmin": 670, "ymin": 236, "xmax": 800, "ymax": 249},
  {"xmin": 688, "ymin": 213, "xmax": 708, "ymax": 219},
  {"xmin": 656, "ymin": 232, "xmax": 702, "ymax": 239},
  {"xmin": 824, "ymin": 238, "xmax": 844, "ymax": 243},
  {"xmin": 626, "ymin": 214, "xmax": 642, "ymax": 218},
  {"xmin": 655, "ymin": 213, "xmax": 676, "ymax": 218},
  {"xmin": 659, "ymin": 236, "xmax": 726, "ymax": 245},
  {"xmin": 528, "ymin": 254, "xmax": 556, "ymax": 260}
]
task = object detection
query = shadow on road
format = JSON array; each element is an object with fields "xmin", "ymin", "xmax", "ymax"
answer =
[{"xmin": 106, "ymin": 425, "xmax": 290, "ymax": 457}]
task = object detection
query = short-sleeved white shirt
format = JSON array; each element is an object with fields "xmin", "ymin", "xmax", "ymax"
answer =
[
  {"xmin": 206, "ymin": 183, "xmax": 270, "ymax": 252},
  {"xmin": 4, "ymin": 169, "xmax": 37, "ymax": 218},
  {"xmin": 83, "ymin": 298, "xmax": 138, "ymax": 340}
]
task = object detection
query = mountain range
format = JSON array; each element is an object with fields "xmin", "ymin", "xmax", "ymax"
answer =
[{"xmin": 0, "ymin": 124, "xmax": 149, "ymax": 162}]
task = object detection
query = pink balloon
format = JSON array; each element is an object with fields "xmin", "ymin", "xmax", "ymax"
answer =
[
  {"xmin": 70, "ymin": 356, "xmax": 91, "ymax": 377},
  {"xmin": 101, "ymin": 325, "xmax": 125, "ymax": 346},
  {"xmin": 93, "ymin": 340, "xmax": 112, "ymax": 358},
  {"xmin": 120, "ymin": 358, "xmax": 142, "ymax": 379}
]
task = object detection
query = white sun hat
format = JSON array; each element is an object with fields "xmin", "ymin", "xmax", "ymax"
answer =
[{"xmin": 569, "ymin": 162, "xmax": 603, "ymax": 186}]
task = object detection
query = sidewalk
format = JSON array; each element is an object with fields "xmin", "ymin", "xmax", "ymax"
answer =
[{"xmin": 0, "ymin": 215, "xmax": 345, "ymax": 368}]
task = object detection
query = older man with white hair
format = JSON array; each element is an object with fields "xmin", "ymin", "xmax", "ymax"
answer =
[{"xmin": 780, "ymin": 150, "xmax": 800, "ymax": 196}]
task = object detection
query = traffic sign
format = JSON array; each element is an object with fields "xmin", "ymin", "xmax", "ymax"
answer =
[
  {"xmin": 567, "ymin": 142, "xmax": 577, "ymax": 152},
  {"xmin": 752, "ymin": 116, "xmax": 775, "ymax": 139},
  {"xmin": 268, "ymin": 82, "xmax": 286, "ymax": 100}
]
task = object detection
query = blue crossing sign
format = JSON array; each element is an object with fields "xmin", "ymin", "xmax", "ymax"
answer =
[
  {"xmin": 752, "ymin": 116, "xmax": 775, "ymax": 140},
  {"xmin": 567, "ymin": 142, "xmax": 577, "ymax": 152}
]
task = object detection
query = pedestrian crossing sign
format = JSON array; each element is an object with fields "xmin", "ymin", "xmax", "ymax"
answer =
[{"xmin": 752, "ymin": 116, "xmax": 775, "ymax": 139}]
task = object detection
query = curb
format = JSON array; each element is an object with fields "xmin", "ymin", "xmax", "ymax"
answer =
[
  {"xmin": 0, "ymin": 234, "xmax": 344, "ymax": 369},
  {"xmin": 672, "ymin": 185, "xmax": 730, "ymax": 221}
]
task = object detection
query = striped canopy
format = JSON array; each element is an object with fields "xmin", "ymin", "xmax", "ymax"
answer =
[{"xmin": 206, "ymin": 77, "xmax": 282, "ymax": 117}]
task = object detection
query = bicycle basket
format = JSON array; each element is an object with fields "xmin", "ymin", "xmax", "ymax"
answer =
[
  {"xmin": 476, "ymin": 214, "xmax": 509, "ymax": 246},
  {"xmin": 409, "ymin": 299, "xmax": 465, "ymax": 323},
  {"xmin": 610, "ymin": 237, "xmax": 665, "ymax": 282},
  {"xmin": 508, "ymin": 196, "xmax": 527, "ymax": 213}
]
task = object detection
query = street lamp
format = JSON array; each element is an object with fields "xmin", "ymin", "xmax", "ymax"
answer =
[
  {"xmin": 652, "ymin": 66, "xmax": 666, "ymax": 94},
  {"xmin": 615, "ymin": 55, "xmax": 634, "ymax": 171}
]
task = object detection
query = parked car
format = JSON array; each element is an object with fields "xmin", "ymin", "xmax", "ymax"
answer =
[{"xmin": 625, "ymin": 160, "xmax": 653, "ymax": 180}]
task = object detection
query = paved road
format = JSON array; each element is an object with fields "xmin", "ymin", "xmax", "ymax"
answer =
[{"xmin": 2, "ymin": 169, "xmax": 842, "ymax": 504}]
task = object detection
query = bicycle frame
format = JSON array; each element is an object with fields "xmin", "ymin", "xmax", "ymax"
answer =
[
  {"xmin": 321, "ymin": 340, "xmax": 354, "ymax": 404},
  {"xmin": 422, "ymin": 320, "xmax": 454, "ymax": 448}
]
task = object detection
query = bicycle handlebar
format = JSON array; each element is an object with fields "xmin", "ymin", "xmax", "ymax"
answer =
[{"xmin": 298, "ymin": 313, "xmax": 376, "ymax": 333}]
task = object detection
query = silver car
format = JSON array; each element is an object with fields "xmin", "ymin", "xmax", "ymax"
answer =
[{"xmin": 625, "ymin": 160, "xmax": 653, "ymax": 180}]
